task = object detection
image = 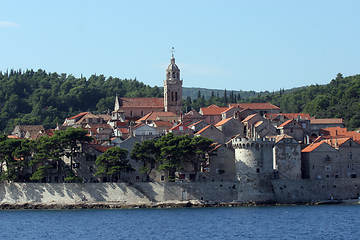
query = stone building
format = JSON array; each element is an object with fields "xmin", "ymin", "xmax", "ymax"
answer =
[
  {"xmin": 300, "ymin": 138, "xmax": 360, "ymax": 179},
  {"xmin": 273, "ymin": 135, "xmax": 302, "ymax": 179},
  {"xmin": 214, "ymin": 118, "xmax": 244, "ymax": 142},
  {"xmin": 277, "ymin": 119, "xmax": 304, "ymax": 143}
]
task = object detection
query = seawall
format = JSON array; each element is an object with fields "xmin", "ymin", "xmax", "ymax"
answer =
[{"xmin": 1, "ymin": 179, "xmax": 360, "ymax": 208}]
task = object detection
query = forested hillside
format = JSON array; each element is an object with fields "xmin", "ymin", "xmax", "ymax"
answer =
[
  {"xmin": 0, "ymin": 69, "xmax": 163, "ymax": 133},
  {"xmin": 183, "ymin": 73, "xmax": 360, "ymax": 130},
  {"xmin": 1, "ymin": 69, "xmax": 359, "ymax": 133}
]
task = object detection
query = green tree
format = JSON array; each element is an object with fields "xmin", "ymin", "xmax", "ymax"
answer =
[
  {"xmin": 130, "ymin": 139, "xmax": 159, "ymax": 181},
  {"xmin": 95, "ymin": 147, "xmax": 135, "ymax": 182}
]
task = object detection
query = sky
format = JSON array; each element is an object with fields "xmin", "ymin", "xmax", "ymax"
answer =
[{"xmin": 1, "ymin": 1, "xmax": 359, "ymax": 92}]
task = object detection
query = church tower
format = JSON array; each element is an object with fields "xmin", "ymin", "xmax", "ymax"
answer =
[{"xmin": 164, "ymin": 48, "xmax": 183, "ymax": 115}]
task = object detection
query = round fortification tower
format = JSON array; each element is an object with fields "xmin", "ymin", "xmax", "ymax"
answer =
[{"xmin": 232, "ymin": 137, "xmax": 275, "ymax": 181}]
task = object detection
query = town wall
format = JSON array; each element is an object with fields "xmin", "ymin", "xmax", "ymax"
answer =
[{"xmin": 1, "ymin": 179, "xmax": 359, "ymax": 206}]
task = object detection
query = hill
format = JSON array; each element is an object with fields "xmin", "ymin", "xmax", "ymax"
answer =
[{"xmin": 1, "ymin": 69, "xmax": 359, "ymax": 133}]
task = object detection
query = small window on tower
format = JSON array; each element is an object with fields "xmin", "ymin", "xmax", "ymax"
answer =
[{"xmin": 175, "ymin": 92, "xmax": 178, "ymax": 101}]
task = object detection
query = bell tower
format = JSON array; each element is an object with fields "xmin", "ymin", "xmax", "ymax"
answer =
[{"xmin": 164, "ymin": 47, "xmax": 183, "ymax": 115}]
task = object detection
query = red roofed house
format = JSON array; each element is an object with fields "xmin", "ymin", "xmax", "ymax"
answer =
[
  {"xmin": 229, "ymin": 103, "xmax": 280, "ymax": 116},
  {"xmin": 215, "ymin": 118, "xmax": 245, "ymax": 141},
  {"xmin": 199, "ymin": 105, "xmax": 229, "ymax": 125},
  {"xmin": 168, "ymin": 123, "xmax": 193, "ymax": 136},
  {"xmin": 320, "ymin": 127, "xmax": 360, "ymax": 144},
  {"xmin": 182, "ymin": 110, "xmax": 206, "ymax": 126},
  {"xmin": 301, "ymin": 137, "xmax": 360, "ymax": 180},
  {"xmin": 149, "ymin": 120, "xmax": 174, "ymax": 135},
  {"xmin": 310, "ymin": 118, "xmax": 345, "ymax": 136},
  {"xmin": 195, "ymin": 125, "xmax": 225, "ymax": 144},
  {"xmin": 301, "ymin": 141, "xmax": 337, "ymax": 179},
  {"xmin": 277, "ymin": 119, "xmax": 304, "ymax": 143}
]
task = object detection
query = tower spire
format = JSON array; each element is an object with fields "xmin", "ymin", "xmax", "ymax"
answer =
[{"xmin": 171, "ymin": 47, "xmax": 175, "ymax": 58}]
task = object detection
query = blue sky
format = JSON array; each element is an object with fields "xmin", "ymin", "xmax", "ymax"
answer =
[{"xmin": 1, "ymin": 1, "xmax": 359, "ymax": 92}]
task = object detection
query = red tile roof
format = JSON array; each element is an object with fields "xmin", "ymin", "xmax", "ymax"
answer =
[
  {"xmin": 265, "ymin": 113, "xmax": 311, "ymax": 120},
  {"xmin": 277, "ymin": 119, "xmax": 302, "ymax": 128},
  {"xmin": 152, "ymin": 120, "xmax": 174, "ymax": 127},
  {"xmin": 323, "ymin": 138, "xmax": 353, "ymax": 148},
  {"xmin": 242, "ymin": 114, "xmax": 258, "ymax": 122},
  {"xmin": 119, "ymin": 97, "xmax": 164, "ymax": 108},
  {"xmin": 320, "ymin": 127, "xmax": 360, "ymax": 142},
  {"xmin": 214, "ymin": 118, "xmax": 232, "ymax": 127},
  {"xmin": 229, "ymin": 103, "xmax": 280, "ymax": 110},
  {"xmin": 67, "ymin": 112, "xmax": 89, "ymax": 120},
  {"xmin": 195, "ymin": 125, "xmax": 212, "ymax": 135},
  {"xmin": 301, "ymin": 142, "xmax": 329, "ymax": 153},
  {"xmin": 188, "ymin": 120, "xmax": 204, "ymax": 128},
  {"xmin": 200, "ymin": 105, "xmax": 229, "ymax": 115},
  {"xmin": 169, "ymin": 123, "xmax": 189, "ymax": 131},
  {"xmin": 91, "ymin": 145, "xmax": 113, "ymax": 153},
  {"xmin": 310, "ymin": 118, "xmax": 344, "ymax": 124},
  {"xmin": 221, "ymin": 106, "xmax": 235, "ymax": 114},
  {"xmin": 136, "ymin": 111, "xmax": 177, "ymax": 122}
]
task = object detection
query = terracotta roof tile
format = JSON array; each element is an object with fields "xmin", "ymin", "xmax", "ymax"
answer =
[
  {"xmin": 265, "ymin": 113, "xmax": 311, "ymax": 120},
  {"xmin": 152, "ymin": 121, "xmax": 174, "ymax": 127},
  {"xmin": 67, "ymin": 112, "xmax": 89, "ymax": 120},
  {"xmin": 119, "ymin": 97, "xmax": 164, "ymax": 108},
  {"xmin": 136, "ymin": 112, "xmax": 177, "ymax": 122},
  {"xmin": 200, "ymin": 105, "xmax": 228, "ymax": 115},
  {"xmin": 277, "ymin": 119, "xmax": 302, "ymax": 128},
  {"xmin": 301, "ymin": 142, "xmax": 328, "ymax": 153},
  {"xmin": 242, "ymin": 114, "xmax": 257, "ymax": 122},
  {"xmin": 214, "ymin": 118, "xmax": 232, "ymax": 127},
  {"xmin": 195, "ymin": 125, "xmax": 212, "ymax": 135},
  {"xmin": 310, "ymin": 118, "xmax": 344, "ymax": 124},
  {"xmin": 91, "ymin": 145, "xmax": 113, "ymax": 153}
]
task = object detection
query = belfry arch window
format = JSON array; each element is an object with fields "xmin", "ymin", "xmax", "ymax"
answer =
[
  {"xmin": 177, "ymin": 73, "xmax": 179, "ymax": 79},
  {"xmin": 172, "ymin": 72, "xmax": 175, "ymax": 78},
  {"xmin": 171, "ymin": 92, "xmax": 174, "ymax": 101},
  {"xmin": 175, "ymin": 92, "xmax": 178, "ymax": 101}
]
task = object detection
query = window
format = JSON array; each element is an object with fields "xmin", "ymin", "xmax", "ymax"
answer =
[
  {"xmin": 326, "ymin": 166, "xmax": 331, "ymax": 171},
  {"xmin": 325, "ymin": 155, "xmax": 330, "ymax": 162},
  {"xmin": 141, "ymin": 111, "xmax": 143, "ymax": 116},
  {"xmin": 256, "ymin": 168, "xmax": 260, "ymax": 173},
  {"xmin": 161, "ymin": 175, "xmax": 165, "ymax": 181},
  {"xmin": 351, "ymin": 174, "xmax": 357, "ymax": 178},
  {"xmin": 89, "ymin": 167, "xmax": 93, "ymax": 173},
  {"xmin": 179, "ymin": 174, "xmax": 185, "ymax": 179},
  {"xmin": 349, "ymin": 151, "xmax": 353, "ymax": 160},
  {"xmin": 175, "ymin": 92, "xmax": 178, "ymax": 101},
  {"xmin": 130, "ymin": 111, "xmax": 133, "ymax": 117},
  {"xmin": 171, "ymin": 92, "xmax": 174, "ymax": 101}
]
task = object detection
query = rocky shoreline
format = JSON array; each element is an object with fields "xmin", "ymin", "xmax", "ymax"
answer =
[{"xmin": 1, "ymin": 199, "xmax": 358, "ymax": 210}]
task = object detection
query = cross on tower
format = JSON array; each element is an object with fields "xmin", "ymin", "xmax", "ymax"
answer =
[{"xmin": 170, "ymin": 47, "xmax": 175, "ymax": 57}]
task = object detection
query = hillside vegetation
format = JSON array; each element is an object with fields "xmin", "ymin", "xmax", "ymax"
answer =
[
  {"xmin": 0, "ymin": 69, "xmax": 163, "ymax": 133},
  {"xmin": 0, "ymin": 69, "xmax": 359, "ymax": 133}
]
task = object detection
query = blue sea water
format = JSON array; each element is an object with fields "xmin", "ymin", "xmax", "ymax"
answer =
[{"xmin": 0, "ymin": 204, "xmax": 359, "ymax": 240}]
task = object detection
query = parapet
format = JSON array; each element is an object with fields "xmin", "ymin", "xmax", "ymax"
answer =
[{"xmin": 232, "ymin": 137, "xmax": 275, "ymax": 149}]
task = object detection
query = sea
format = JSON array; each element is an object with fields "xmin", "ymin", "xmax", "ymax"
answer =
[{"xmin": 0, "ymin": 204, "xmax": 359, "ymax": 240}]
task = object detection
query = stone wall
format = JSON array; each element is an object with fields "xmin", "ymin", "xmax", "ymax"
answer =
[
  {"xmin": 1, "ymin": 179, "xmax": 360, "ymax": 206},
  {"xmin": 272, "ymin": 178, "xmax": 360, "ymax": 203}
]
